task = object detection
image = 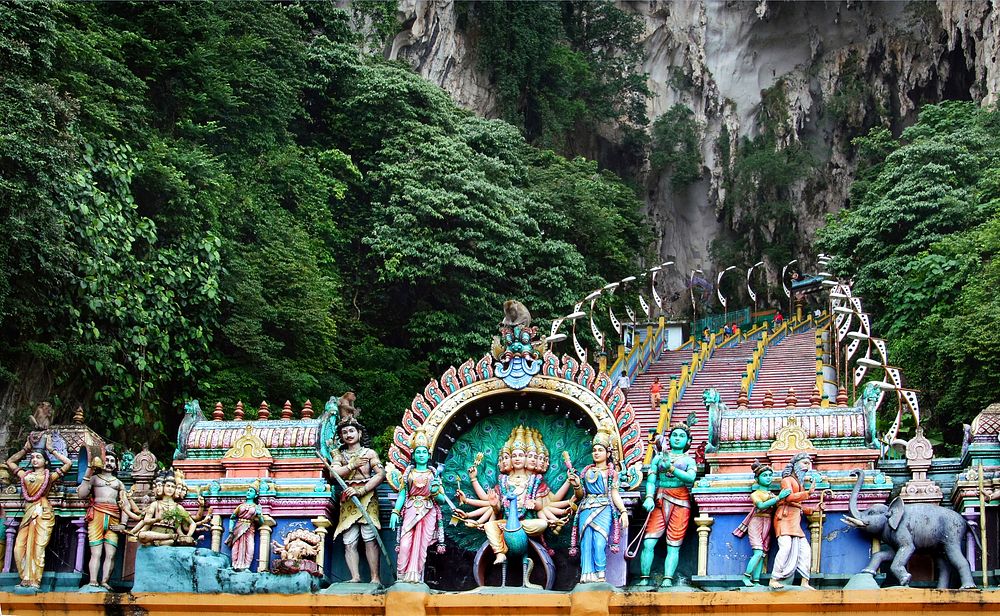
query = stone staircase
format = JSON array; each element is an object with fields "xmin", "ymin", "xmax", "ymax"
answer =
[
  {"xmin": 748, "ymin": 330, "xmax": 819, "ymax": 408},
  {"xmin": 628, "ymin": 348, "xmax": 692, "ymax": 437},
  {"xmin": 672, "ymin": 340, "xmax": 758, "ymax": 450}
]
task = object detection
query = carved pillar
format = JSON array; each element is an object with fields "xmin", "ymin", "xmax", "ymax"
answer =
[
  {"xmin": 72, "ymin": 518, "xmax": 87, "ymax": 573},
  {"xmin": 808, "ymin": 510, "xmax": 823, "ymax": 573},
  {"xmin": 3, "ymin": 518, "xmax": 18, "ymax": 573},
  {"xmin": 210, "ymin": 514, "xmax": 224, "ymax": 552},
  {"xmin": 964, "ymin": 511, "xmax": 978, "ymax": 569},
  {"xmin": 258, "ymin": 515, "xmax": 276, "ymax": 573},
  {"xmin": 311, "ymin": 516, "xmax": 331, "ymax": 571},
  {"xmin": 694, "ymin": 514, "xmax": 714, "ymax": 576}
]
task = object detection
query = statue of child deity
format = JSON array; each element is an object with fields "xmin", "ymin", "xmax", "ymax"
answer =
[{"xmin": 732, "ymin": 460, "xmax": 790, "ymax": 586}]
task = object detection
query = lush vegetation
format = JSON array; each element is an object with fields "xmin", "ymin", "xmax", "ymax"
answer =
[
  {"xmin": 461, "ymin": 1, "xmax": 650, "ymax": 152},
  {"xmin": 0, "ymin": 2, "xmax": 649, "ymax": 455},
  {"xmin": 649, "ymin": 104, "xmax": 702, "ymax": 189},
  {"xmin": 817, "ymin": 101, "xmax": 1000, "ymax": 447},
  {"xmin": 712, "ymin": 81, "xmax": 813, "ymax": 270}
]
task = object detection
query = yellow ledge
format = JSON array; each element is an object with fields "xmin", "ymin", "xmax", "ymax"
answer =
[{"xmin": 3, "ymin": 588, "xmax": 1000, "ymax": 616}]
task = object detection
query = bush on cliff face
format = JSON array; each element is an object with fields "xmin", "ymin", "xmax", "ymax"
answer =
[
  {"xmin": 0, "ymin": 3, "xmax": 649, "ymax": 454},
  {"xmin": 817, "ymin": 101, "xmax": 1000, "ymax": 448},
  {"xmin": 463, "ymin": 0, "xmax": 650, "ymax": 152}
]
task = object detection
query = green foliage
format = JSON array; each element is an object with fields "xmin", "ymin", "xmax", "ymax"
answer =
[
  {"xmin": 817, "ymin": 101, "xmax": 1000, "ymax": 448},
  {"xmin": 465, "ymin": 0, "xmax": 650, "ymax": 150},
  {"xmin": 713, "ymin": 81, "xmax": 814, "ymax": 270},
  {"xmin": 0, "ymin": 2, "xmax": 649, "ymax": 457},
  {"xmin": 650, "ymin": 104, "xmax": 703, "ymax": 189}
]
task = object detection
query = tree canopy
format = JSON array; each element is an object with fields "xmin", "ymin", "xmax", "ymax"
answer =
[
  {"xmin": 817, "ymin": 101, "xmax": 1000, "ymax": 446},
  {"xmin": 0, "ymin": 2, "xmax": 649, "ymax": 454}
]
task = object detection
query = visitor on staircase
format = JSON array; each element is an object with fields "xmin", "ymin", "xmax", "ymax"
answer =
[
  {"xmin": 649, "ymin": 377, "xmax": 662, "ymax": 409},
  {"xmin": 617, "ymin": 373, "xmax": 630, "ymax": 402}
]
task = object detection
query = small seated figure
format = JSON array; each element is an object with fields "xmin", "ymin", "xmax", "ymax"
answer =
[
  {"xmin": 271, "ymin": 529, "xmax": 323, "ymax": 576},
  {"xmin": 130, "ymin": 470, "xmax": 196, "ymax": 546}
]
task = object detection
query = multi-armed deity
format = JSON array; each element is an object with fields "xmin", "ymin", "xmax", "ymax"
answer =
[{"xmin": 456, "ymin": 426, "xmax": 576, "ymax": 570}]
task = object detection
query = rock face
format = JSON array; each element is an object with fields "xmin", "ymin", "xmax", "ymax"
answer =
[{"xmin": 388, "ymin": 0, "xmax": 997, "ymax": 294}]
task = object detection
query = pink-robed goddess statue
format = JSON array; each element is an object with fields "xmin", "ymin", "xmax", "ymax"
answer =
[
  {"xmin": 225, "ymin": 483, "xmax": 263, "ymax": 571},
  {"xmin": 389, "ymin": 429, "xmax": 449, "ymax": 584}
]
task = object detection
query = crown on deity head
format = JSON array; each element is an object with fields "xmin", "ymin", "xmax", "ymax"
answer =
[
  {"xmin": 592, "ymin": 419, "xmax": 617, "ymax": 450},
  {"xmin": 409, "ymin": 427, "xmax": 431, "ymax": 450}
]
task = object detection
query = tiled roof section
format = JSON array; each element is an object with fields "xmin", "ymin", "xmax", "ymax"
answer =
[{"xmin": 186, "ymin": 420, "xmax": 320, "ymax": 451}]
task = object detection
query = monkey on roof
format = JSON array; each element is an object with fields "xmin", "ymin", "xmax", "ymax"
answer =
[{"xmin": 338, "ymin": 392, "xmax": 359, "ymax": 422}]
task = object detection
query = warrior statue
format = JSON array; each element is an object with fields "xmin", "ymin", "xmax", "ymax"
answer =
[
  {"xmin": 325, "ymin": 418, "xmax": 385, "ymax": 584},
  {"xmin": 78, "ymin": 448, "xmax": 138, "ymax": 589},
  {"xmin": 636, "ymin": 423, "xmax": 697, "ymax": 587}
]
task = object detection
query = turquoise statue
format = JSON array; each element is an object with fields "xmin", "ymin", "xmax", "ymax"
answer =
[
  {"xmin": 732, "ymin": 460, "xmax": 790, "ymax": 587},
  {"xmin": 634, "ymin": 423, "xmax": 697, "ymax": 587},
  {"xmin": 388, "ymin": 429, "xmax": 449, "ymax": 584},
  {"xmin": 567, "ymin": 420, "xmax": 629, "ymax": 584}
]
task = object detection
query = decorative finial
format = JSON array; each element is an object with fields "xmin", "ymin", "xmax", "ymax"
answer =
[
  {"xmin": 762, "ymin": 389, "xmax": 774, "ymax": 409},
  {"xmin": 809, "ymin": 384, "xmax": 822, "ymax": 406},
  {"xmin": 785, "ymin": 387, "xmax": 798, "ymax": 408},
  {"xmin": 737, "ymin": 387, "xmax": 749, "ymax": 410},
  {"xmin": 301, "ymin": 400, "xmax": 314, "ymax": 419},
  {"xmin": 73, "ymin": 404, "xmax": 85, "ymax": 424},
  {"xmin": 213, "ymin": 402, "xmax": 224, "ymax": 421},
  {"xmin": 234, "ymin": 401, "xmax": 245, "ymax": 421},
  {"xmin": 258, "ymin": 401, "xmax": 270, "ymax": 420},
  {"xmin": 836, "ymin": 386, "xmax": 848, "ymax": 406},
  {"xmin": 281, "ymin": 400, "xmax": 293, "ymax": 420}
]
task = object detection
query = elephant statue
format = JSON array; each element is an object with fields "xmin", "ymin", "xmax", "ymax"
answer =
[{"xmin": 843, "ymin": 469, "xmax": 979, "ymax": 589}]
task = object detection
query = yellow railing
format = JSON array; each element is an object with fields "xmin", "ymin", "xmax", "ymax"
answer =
[
  {"xmin": 607, "ymin": 318, "xmax": 667, "ymax": 379},
  {"xmin": 814, "ymin": 312, "xmax": 832, "ymax": 407},
  {"xmin": 644, "ymin": 332, "xmax": 718, "ymax": 464}
]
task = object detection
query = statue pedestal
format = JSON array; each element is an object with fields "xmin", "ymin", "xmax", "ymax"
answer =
[
  {"xmin": 133, "ymin": 546, "xmax": 321, "ymax": 594},
  {"xmin": 844, "ymin": 572, "xmax": 881, "ymax": 590}
]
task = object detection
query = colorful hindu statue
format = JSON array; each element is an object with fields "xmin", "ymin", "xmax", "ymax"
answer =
[
  {"xmin": 225, "ymin": 483, "xmax": 263, "ymax": 571},
  {"xmin": 457, "ymin": 425, "xmax": 574, "ymax": 564},
  {"xmin": 769, "ymin": 452, "xmax": 816, "ymax": 590},
  {"xmin": 389, "ymin": 429, "xmax": 448, "ymax": 584},
  {"xmin": 325, "ymin": 418, "xmax": 385, "ymax": 584},
  {"xmin": 732, "ymin": 460, "xmax": 790, "ymax": 587},
  {"xmin": 567, "ymin": 421, "xmax": 629, "ymax": 584},
  {"xmin": 635, "ymin": 423, "xmax": 697, "ymax": 587},
  {"xmin": 78, "ymin": 448, "xmax": 139, "ymax": 589},
  {"xmin": 4, "ymin": 434, "xmax": 73, "ymax": 589},
  {"xmin": 130, "ymin": 469, "xmax": 196, "ymax": 546}
]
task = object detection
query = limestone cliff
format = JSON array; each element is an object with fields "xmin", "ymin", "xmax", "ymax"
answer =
[{"xmin": 388, "ymin": 0, "xmax": 997, "ymax": 300}]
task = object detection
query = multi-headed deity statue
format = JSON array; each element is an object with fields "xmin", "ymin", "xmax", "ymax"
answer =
[
  {"xmin": 78, "ymin": 448, "xmax": 139, "ymax": 589},
  {"xmin": 5, "ymin": 434, "xmax": 73, "ymax": 590},
  {"xmin": 130, "ymin": 469, "xmax": 196, "ymax": 546},
  {"xmin": 636, "ymin": 423, "xmax": 697, "ymax": 587},
  {"xmin": 732, "ymin": 460, "xmax": 790, "ymax": 587},
  {"xmin": 457, "ymin": 425, "xmax": 575, "ymax": 564},
  {"xmin": 225, "ymin": 483, "xmax": 263, "ymax": 571},
  {"xmin": 388, "ymin": 428, "xmax": 449, "ymax": 583},
  {"xmin": 567, "ymin": 421, "xmax": 629, "ymax": 584},
  {"xmin": 325, "ymin": 418, "xmax": 385, "ymax": 584}
]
